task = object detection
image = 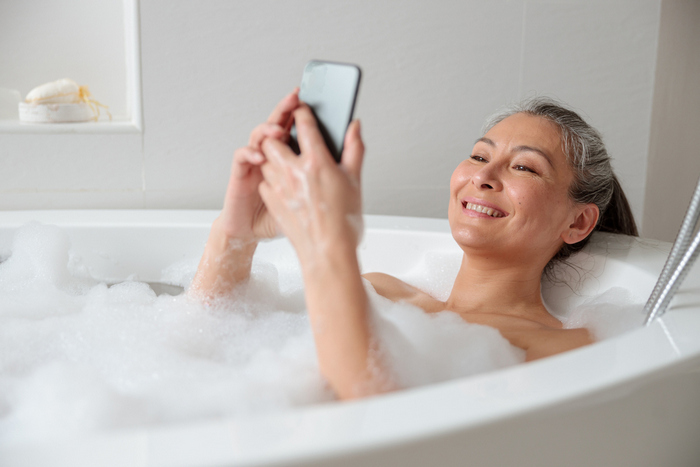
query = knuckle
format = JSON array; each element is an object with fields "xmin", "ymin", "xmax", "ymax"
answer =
[
  {"xmin": 261, "ymin": 138, "xmax": 274, "ymax": 152},
  {"xmin": 294, "ymin": 106, "xmax": 312, "ymax": 123},
  {"xmin": 305, "ymin": 158, "xmax": 321, "ymax": 174},
  {"xmin": 233, "ymin": 147, "xmax": 248, "ymax": 160}
]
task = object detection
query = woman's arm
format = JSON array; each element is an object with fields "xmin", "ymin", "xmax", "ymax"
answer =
[
  {"xmin": 189, "ymin": 90, "xmax": 300, "ymax": 299},
  {"xmin": 301, "ymin": 238, "xmax": 394, "ymax": 399},
  {"xmin": 189, "ymin": 217, "xmax": 259, "ymax": 299},
  {"xmin": 258, "ymin": 106, "xmax": 395, "ymax": 399}
]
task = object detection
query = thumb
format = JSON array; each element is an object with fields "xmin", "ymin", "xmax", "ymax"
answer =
[{"xmin": 341, "ymin": 120, "xmax": 364, "ymax": 180}]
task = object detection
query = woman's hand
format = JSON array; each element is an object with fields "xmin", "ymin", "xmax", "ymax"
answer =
[
  {"xmin": 189, "ymin": 90, "xmax": 299, "ymax": 299},
  {"xmin": 257, "ymin": 105, "xmax": 392, "ymax": 399},
  {"xmin": 219, "ymin": 89, "xmax": 300, "ymax": 240},
  {"xmin": 258, "ymin": 104, "xmax": 365, "ymax": 267}
]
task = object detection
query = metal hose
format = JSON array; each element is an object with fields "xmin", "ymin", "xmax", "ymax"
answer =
[
  {"xmin": 644, "ymin": 229, "xmax": 700, "ymax": 324},
  {"xmin": 644, "ymin": 176, "xmax": 700, "ymax": 324}
]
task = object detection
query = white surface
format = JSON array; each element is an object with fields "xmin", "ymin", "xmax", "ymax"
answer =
[
  {"xmin": 0, "ymin": 88, "xmax": 20, "ymax": 120},
  {"xmin": 1, "ymin": 211, "xmax": 699, "ymax": 466},
  {"xmin": 139, "ymin": 0, "xmax": 658, "ymax": 222},
  {"xmin": 19, "ymin": 103, "xmax": 93, "ymax": 123},
  {"xmin": 0, "ymin": 0, "xmax": 142, "ymax": 209},
  {"xmin": 0, "ymin": 121, "xmax": 140, "ymax": 134},
  {"xmin": 0, "ymin": 1, "xmax": 662, "ymax": 227},
  {"xmin": 0, "ymin": 0, "xmax": 127, "ymax": 119}
]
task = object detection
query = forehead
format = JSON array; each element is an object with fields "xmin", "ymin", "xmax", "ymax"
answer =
[{"xmin": 481, "ymin": 113, "xmax": 566, "ymax": 162}]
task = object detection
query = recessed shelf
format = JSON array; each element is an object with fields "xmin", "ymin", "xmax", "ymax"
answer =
[{"xmin": 0, "ymin": 120, "xmax": 141, "ymax": 134}]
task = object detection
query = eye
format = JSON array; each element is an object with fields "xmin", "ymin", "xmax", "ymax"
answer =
[
  {"xmin": 513, "ymin": 164, "xmax": 537, "ymax": 174},
  {"xmin": 470, "ymin": 154, "xmax": 487, "ymax": 163}
]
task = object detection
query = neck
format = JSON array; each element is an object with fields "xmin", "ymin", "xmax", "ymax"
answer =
[{"xmin": 445, "ymin": 252, "xmax": 556, "ymax": 324}]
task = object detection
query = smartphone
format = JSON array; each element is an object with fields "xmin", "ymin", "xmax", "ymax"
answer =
[{"xmin": 289, "ymin": 60, "xmax": 362, "ymax": 163}]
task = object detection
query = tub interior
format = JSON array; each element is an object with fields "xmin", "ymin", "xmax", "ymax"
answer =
[
  {"xmin": 0, "ymin": 215, "xmax": 665, "ymax": 319},
  {"xmin": 4, "ymin": 211, "xmax": 700, "ymax": 467}
]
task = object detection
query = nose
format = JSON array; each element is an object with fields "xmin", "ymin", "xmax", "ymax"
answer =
[{"xmin": 471, "ymin": 164, "xmax": 503, "ymax": 191}]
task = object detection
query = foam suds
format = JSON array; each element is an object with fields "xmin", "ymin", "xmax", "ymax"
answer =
[
  {"xmin": 563, "ymin": 287, "xmax": 645, "ymax": 339},
  {"xmin": 0, "ymin": 223, "xmax": 643, "ymax": 445},
  {"xmin": 369, "ymin": 291, "xmax": 525, "ymax": 388}
]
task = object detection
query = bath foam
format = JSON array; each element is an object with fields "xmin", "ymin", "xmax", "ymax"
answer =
[
  {"xmin": 0, "ymin": 224, "xmax": 528, "ymax": 445},
  {"xmin": 563, "ymin": 287, "xmax": 645, "ymax": 340},
  {"xmin": 394, "ymin": 247, "xmax": 647, "ymax": 335},
  {"xmin": 368, "ymin": 290, "xmax": 525, "ymax": 388},
  {"xmin": 396, "ymin": 249, "xmax": 463, "ymax": 301}
]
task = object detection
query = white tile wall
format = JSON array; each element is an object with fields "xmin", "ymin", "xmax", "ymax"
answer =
[
  {"xmin": 1, "ymin": 0, "xmax": 663, "ymax": 233},
  {"xmin": 1, "ymin": 134, "xmax": 143, "ymax": 191},
  {"xmin": 0, "ymin": 191, "xmax": 145, "ymax": 211},
  {"xmin": 520, "ymin": 0, "xmax": 660, "ymax": 223},
  {"xmin": 0, "ymin": 0, "xmax": 128, "ymax": 119},
  {"xmin": 644, "ymin": 0, "xmax": 700, "ymax": 241}
]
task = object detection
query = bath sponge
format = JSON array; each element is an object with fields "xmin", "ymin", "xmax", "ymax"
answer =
[{"xmin": 19, "ymin": 79, "xmax": 109, "ymax": 123}]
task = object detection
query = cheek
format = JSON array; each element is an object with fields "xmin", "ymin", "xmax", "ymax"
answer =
[
  {"xmin": 506, "ymin": 181, "xmax": 539, "ymax": 208},
  {"xmin": 449, "ymin": 163, "xmax": 471, "ymax": 193},
  {"xmin": 508, "ymin": 182, "xmax": 557, "ymax": 215},
  {"xmin": 509, "ymin": 182, "xmax": 572, "ymax": 227}
]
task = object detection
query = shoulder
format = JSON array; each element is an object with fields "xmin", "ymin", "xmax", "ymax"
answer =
[
  {"xmin": 519, "ymin": 327, "xmax": 593, "ymax": 361},
  {"xmin": 362, "ymin": 272, "xmax": 420, "ymax": 301},
  {"xmin": 362, "ymin": 272, "xmax": 444, "ymax": 313}
]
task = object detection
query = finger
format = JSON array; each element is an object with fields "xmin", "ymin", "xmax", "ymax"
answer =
[
  {"xmin": 259, "ymin": 138, "xmax": 297, "ymax": 188},
  {"xmin": 260, "ymin": 137, "xmax": 312, "ymax": 203},
  {"xmin": 258, "ymin": 180, "xmax": 287, "ymax": 232},
  {"xmin": 261, "ymin": 137, "xmax": 299, "ymax": 169},
  {"xmin": 293, "ymin": 104, "xmax": 333, "ymax": 164},
  {"xmin": 249, "ymin": 122, "xmax": 286, "ymax": 149},
  {"xmin": 258, "ymin": 180, "xmax": 276, "ymax": 208},
  {"xmin": 267, "ymin": 88, "xmax": 300, "ymax": 126},
  {"xmin": 231, "ymin": 146, "xmax": 265, "ymax": 178},
  {"xmin": 259, "ymin": 155, "xmax": 280, "ymax": 186},
  {"xmin": 340, "ymin": 120, "xmax": 364, "ymax": 181}
]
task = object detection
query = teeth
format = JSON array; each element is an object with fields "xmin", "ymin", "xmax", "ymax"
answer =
[{"xmin": 465, "ymin": 202, "xmax": 503, "ymax": 218}]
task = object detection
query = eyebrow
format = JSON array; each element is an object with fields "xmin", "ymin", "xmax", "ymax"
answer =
[{"xmin": 475, "ymin": 137, "xmax": 555, "ymax": 168}]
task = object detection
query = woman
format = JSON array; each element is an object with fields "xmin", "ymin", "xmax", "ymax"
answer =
[{"xmin": 190, "ymin": 90, "xmax": 637, "ymax": 400}]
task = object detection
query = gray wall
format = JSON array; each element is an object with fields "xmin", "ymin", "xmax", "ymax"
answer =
[
  {"xmin": 1, "ymin": 1, "xmax": 669, "ymax": 236},
  {"xmin": 644, "ymin": 0, "xmax": 700, "ymax": 242}
]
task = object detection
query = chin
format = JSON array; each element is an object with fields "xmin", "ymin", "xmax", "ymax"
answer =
[{"xmin": 449, "ymin": 224, "xmax": 492, "ymax": 251}]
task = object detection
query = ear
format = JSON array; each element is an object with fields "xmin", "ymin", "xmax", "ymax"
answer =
[{"xmin": 562, "ymin": 203, "xmax": 599, "ymax": 245}]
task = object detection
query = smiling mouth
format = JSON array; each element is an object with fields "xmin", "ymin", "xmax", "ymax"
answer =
[{"xmin": 462, "ymin": 201, "xmax": 506, "ymax": 218}]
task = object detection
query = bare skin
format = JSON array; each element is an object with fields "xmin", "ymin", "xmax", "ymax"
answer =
[
  {"xmin": 190, "ymin": 90, "xmax": 300, "ymax": 299},
  {"xmin": 190, "ymin": 94, "xmax": 599, "ymax": 399},
  {"xmin": 362, "ymin": 112, "xmax": 598, "ymax": 362},
  {"xmin": 191, "ymin": 92, "xmax": 393, "ymax": 398},
  {"xmin": 363, "ymin": 272, "xmax": 591, "ymax": 362}
]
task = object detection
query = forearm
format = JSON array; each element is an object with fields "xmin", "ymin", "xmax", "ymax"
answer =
[
  {"xmin": 301, "ymin": 244, "xmax": 395, "ymax": 399},
  {"xmin": 189, "ymin": 217, "xmax": 258, "ymax": 299}
]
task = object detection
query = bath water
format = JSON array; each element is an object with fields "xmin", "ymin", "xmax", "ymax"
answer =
[{"xmin": 0, "ymin": 223, "xmax": 643, "ymax": 445}]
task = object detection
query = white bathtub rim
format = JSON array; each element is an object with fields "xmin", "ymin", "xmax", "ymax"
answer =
[
  {"xmin": 3, "ymin": 323, "xmax": 698, "ymax": 467},
  {"xmin": 2, "ymin": 315, "xmax": 698, "ymax": 467}
]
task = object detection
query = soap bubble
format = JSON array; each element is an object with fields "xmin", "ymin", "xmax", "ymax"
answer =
[{"xmin": 0, "ymin": 222, "xmax": 641, "ymax": 445}]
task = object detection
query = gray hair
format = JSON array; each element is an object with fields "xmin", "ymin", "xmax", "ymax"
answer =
[{"xmin": 482, "ymin": 97, "xmax": 637, "ymax": 274}]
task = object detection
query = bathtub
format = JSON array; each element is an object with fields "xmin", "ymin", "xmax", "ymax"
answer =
[{"xmin": 1, "ymin": 210, "xmax": 700, "ymax": 467}]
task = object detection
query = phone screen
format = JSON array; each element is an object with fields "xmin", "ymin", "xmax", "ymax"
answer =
[{"xmin": 289, "ymin": 61, "xmax": 361, "ymax": 163}]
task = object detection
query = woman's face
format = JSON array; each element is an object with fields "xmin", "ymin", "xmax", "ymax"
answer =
[{"xmin": 448, "ymin": 112, "xmax": 582, "ymax": 265}]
